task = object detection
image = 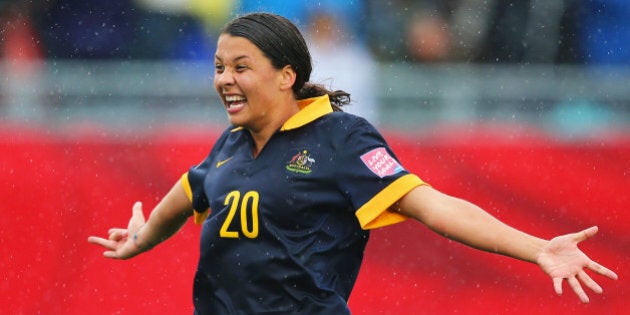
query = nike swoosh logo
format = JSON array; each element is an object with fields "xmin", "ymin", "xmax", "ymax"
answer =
[{"xmin": 216, "ymin": 157, "xmax": 233, "ymax": 168}]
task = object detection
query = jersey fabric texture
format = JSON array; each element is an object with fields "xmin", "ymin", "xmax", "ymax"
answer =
[{"xmin": 182, "ymin": 94, "xmax": 425, "ymax": 314}]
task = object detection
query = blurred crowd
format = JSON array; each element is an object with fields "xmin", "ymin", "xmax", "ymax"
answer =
[
  {"xmin": 1, "ymin": 0, "xmax": 629, "ymax": 125},
  {"xmin": 2, "ymin": 0, "xmax": 630, "ymax": 65},
  {"xmin": 370, "ymin": 0, "xmax": 630, "ymax": 65}
]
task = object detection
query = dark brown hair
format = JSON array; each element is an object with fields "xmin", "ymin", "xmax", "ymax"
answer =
[{"xmin": 221, "ymin": 12, "xmax": 350, "ymax": 110}]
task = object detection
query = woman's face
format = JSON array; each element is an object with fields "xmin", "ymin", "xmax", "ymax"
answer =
[{"xmin": 214, "ymin": 34, "xmax": 289, "ymax": 131}]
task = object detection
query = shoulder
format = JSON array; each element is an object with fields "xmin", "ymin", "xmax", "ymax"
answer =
[
  {"xmin": 319, "ymin": 111, "xmax": 375, "ymax": 131},
  {"xmin": 310, "ymin": 111, "xmax": 386, "ymax": 150},
  {"xmin": 323, "ymin": 111, "xmax": 382, "ymax": 139},
  {"xmin": 215, "ymin": 125, "xmax": 248, "ymax": 146},
  {"xmin": 197, "ymin": 126, "xmax": 247, "ymax": 163}
]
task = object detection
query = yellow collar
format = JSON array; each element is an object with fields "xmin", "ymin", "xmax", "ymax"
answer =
[{"xmin": 280, "ymin": 94, "xmax": 333, "ymax": 131}]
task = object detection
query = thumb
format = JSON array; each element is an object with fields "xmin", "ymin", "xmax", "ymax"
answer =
[
  {"xmin": 573, "ymin": 226, "xmax": 598, "ymax": 243},
  {"xmin": 131, "ymin": 201, "xmax": 146, "ymax": 224}
]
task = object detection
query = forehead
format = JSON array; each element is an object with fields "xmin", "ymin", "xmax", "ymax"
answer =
[{"xmin": 215, "ymin": 34, "xmax": 264, "ymax": 61}]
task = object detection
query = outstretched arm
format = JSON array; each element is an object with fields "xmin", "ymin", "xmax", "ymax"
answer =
[
  {"xmin": 395, "ymin": 185, "xmax": 618, "ymax": 303},
  {"xmin": 87, "ymin": 179, "xmax": 193, "ymax": 259}
]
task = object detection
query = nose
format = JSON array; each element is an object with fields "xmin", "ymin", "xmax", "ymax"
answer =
[{"xmin": 215, "ymin": 69, "xmax": 235, "ymax": 87}]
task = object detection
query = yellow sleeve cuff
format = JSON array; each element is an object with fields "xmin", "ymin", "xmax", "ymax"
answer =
[
  {"xmin": 356, "ymin": 174, "xmax": 426, "ymax": 230},
  {"xmin": 181, "ymin": 172, "xmax": 193, "ymax": 202}
]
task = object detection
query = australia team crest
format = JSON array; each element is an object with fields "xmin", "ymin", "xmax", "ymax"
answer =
[{"xmin": 286, "ymin": 149, "xmax": 316, "ymax": 174}]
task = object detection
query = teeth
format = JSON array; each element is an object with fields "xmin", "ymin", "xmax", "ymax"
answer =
[{"xmin": 225, "ymin": 95, "xmax": 246, "ymax": 102}]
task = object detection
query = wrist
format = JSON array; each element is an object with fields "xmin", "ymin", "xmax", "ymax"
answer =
[
  {"xmin": 532, "ymin": 238, "xmax": 550, "ymax": 264},
  {"xmin": 132, "ymin": 227, "xmax": 153, "ymax": 252}
]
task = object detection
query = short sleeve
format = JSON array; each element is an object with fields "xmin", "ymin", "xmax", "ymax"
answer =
[
  {"xmin": 186, "ymin": 158, "xmax": 212, "ymax": 224},
  {"xmin": 334, "ymin": 118, "xmax": 426, "ymax": 229},
  {"xmin": 182, "ymin": 127, "xmax": 232, "ymax": 224}
]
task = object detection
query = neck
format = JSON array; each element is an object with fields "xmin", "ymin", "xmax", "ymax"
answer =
[
  {"xmin": 248, "ymin": 99, "xmax": 300, "ymax": 158},
  {"xmin": 249, "ymin": 128, "xmax": 275, "ymax": 158}
]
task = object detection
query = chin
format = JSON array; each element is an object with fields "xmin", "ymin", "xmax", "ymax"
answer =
[{"xmin": 227, "ymin": 116, "xmax": 247, "ymax": 128}]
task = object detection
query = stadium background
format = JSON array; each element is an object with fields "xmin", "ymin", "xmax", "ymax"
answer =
[{"xmin": 1, "ymin": 1, "xmax": 629, "ymax": 314}]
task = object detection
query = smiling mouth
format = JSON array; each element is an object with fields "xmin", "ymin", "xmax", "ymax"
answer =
[{"xmin": 224, "ymin": 95, "xmax": 247, "ymax": 113}]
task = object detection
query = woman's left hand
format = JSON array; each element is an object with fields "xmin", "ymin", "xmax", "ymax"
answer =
[{"xmin": 536, "ymin": 226, "xmax": 618, "ymax": 303}]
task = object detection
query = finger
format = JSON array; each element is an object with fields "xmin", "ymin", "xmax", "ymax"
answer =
[
  {"xmin": 567, "ymin": 276, "xmax": 589, "ymax": 303},
  {"xmin": 87, "ymin": 236, "xmax": 108, "ymax": 246},
  {"xmin": 577, "ymin": 270, "xmax": 602, "ymax": 294},
  {"xmin": 132, "ymin": 201, "xmax": 146, "ymax": 222},
  {"xmin": 573, "ymin": 226, "xmax": 598, "ymax": 243},
  {"xmin": 87, "ymin": 236, "xmax": 117, "ymax": 250},
  {"xmin": 587, "ymin": 260, "xmax": 619, "ymax": 280},
  {"xmin": 103, "ymin": 250, "xmax": 122, "ymax": 259},
  {"xmin": 107, "ymin": 228, "xmax": 128, "ymax": 241},
  {"xmin": 553, "ymin": 277, "xmax": 563, "ymax": 295},
  {"xmin": 88, "ymin": 236, "xmax": 105, "ymax": 245}
]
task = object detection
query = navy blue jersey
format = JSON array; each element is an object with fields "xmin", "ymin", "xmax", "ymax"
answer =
[{"xmin": 182, "ymin": 95, "xmax": 425, "ymax": 314}]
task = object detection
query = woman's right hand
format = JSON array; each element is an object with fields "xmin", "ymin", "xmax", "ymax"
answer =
[{"xmin": 87, "ymin": 201, "xmax": 148, "ymax": 260}]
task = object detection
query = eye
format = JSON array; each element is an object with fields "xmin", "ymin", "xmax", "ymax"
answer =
[
  {"xmin": 215, "ymin": 64, "xmax": 224, "ymax": 73},
  {"xmin": 236, "ymin": 64, "xmax": 249, "ymax": 72}
]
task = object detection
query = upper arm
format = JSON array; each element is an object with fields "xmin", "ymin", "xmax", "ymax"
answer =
[
  {"xmin": 394, "ymin": 184, "xmax": 454, "ymax": 228},
  {"xmin": 154, "ymin": 178, "xmax": 194, "ymax": 221}
]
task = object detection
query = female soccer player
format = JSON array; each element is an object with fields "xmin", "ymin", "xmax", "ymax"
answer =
[{"xmin": 88, "ymin": 12, "xmax": 618, "ymax": 314}]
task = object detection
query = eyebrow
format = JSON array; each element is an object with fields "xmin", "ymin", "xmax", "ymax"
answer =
[{"xmin": 214, "ymin": 55, "xmax": 250, "ymax": 63}]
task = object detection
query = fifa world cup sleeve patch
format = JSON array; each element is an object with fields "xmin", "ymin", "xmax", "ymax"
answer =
[{"xmin": 360, "ymin": 147, "xmax": 405, "ymax": 178}]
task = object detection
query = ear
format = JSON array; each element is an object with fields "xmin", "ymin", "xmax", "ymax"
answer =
[{"xmin": 279, "ymin": 65, "xmax": 297, "ymax": 91}]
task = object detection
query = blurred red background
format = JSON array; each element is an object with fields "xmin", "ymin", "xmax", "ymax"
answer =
[{"xmin": 1, "ymin": 124, "xmax": 627, "ymax": 314}]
